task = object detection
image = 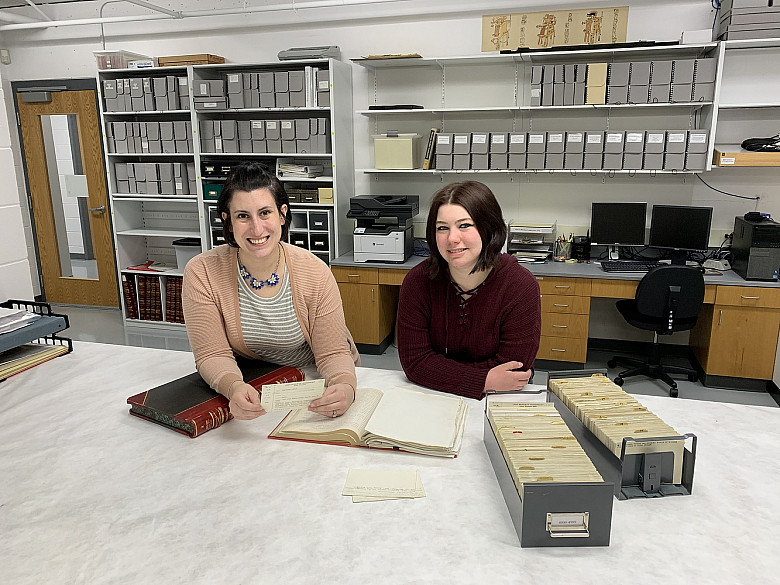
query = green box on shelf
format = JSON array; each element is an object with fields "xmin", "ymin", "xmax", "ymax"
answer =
[{"xmin": 203, "ymin": 183, "xmax": 223, "ymax": 200}]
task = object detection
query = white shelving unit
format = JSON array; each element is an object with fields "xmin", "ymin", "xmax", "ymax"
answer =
[
  {"xmin": 98, "ymin": 58, "xmax": 354, "ymax": 329},
  {"xmin": 355, "ymin": 43, "xmax": 719, "ymax": 177}
]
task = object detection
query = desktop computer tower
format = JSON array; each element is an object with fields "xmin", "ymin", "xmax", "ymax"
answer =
[{"xmin": 731, "ymin": 216, "xmax": 780, "ymax": 281}]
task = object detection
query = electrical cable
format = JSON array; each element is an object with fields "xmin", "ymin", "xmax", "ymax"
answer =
[
  {"xmin": 695, "ymin": 173, "xmax": 760, "ymax": 201},
  {"xmin": 741, "ymin": 135, "xmax": 780, "ymax": 152}
]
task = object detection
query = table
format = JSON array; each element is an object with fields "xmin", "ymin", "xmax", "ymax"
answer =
[
  {"xmin": 332, "ymin": 254, "xmax": 780, "ymax": 388},
  {"xmin": 1, "ymin": 341, "xmax": 778, "ymax": 584}
]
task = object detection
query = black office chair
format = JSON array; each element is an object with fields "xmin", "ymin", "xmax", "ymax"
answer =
[{"xmin": 607, "ymin": 265, "xmax": 705, "ymax": 398}]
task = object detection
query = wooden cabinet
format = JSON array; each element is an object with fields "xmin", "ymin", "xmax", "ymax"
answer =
[
  {"xmin": 333, "ymin": 266, "xmax": 398, "ymax": 348},
  {"xmin": 536, "ymin": 276, "xmax": 591, "ymax": 363},
  {"xmin": 690, "ymin": 285, "xmax": 780, "ymax": 380}
]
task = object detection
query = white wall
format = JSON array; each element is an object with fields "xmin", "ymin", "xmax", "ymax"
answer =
[
  {"xmin": 0, "ymin": 0, "xmax": 773, "ymax": 318},
  {"xmin": 0, "ymin": 68, "xmax": 34, "ymax": 302}
]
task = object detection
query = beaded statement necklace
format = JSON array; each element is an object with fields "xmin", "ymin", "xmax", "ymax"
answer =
[{"xmin": 239, "ymin": 245, "xmax": 282, "ymax": 290}]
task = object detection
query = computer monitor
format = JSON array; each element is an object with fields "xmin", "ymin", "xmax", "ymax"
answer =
[
  {"xmin": 649, "ymin": 204, "xmax": 713, "ymax": 265},
  {"xmin": 590, "ymin": 202, "xmax": 647, "ymax": 260}
]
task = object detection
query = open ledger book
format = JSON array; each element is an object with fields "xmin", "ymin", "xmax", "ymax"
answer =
[{"xmin": 269, "ymin": 386, "xmax": 467, "ymax": 457}]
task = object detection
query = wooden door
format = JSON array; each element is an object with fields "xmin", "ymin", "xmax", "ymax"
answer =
[{"xmin": 16, "ymin": 89, "xmax": 117, "ymax": 306}]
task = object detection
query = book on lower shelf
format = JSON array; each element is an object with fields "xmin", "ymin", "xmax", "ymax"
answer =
[
  {"xmin": 0, "ymin": 343, "xmax": 71, "ymax": 380},
  {"xmin": 121, "ymin": 274, "xmax": 139, "ymax": 320},
  {"xmin": 127, "ymin": 359, "xmax": 305, "ymax": 438},
  {"xmin": 270, "ymin": 386, "xmax": 468, "ymax": 458}
]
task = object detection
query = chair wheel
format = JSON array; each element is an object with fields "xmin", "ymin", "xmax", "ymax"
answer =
[
  {"xmin": 613, "ymin": 377, "xmax": 624, "ymax": 386},
  {"xmin": 607, "ymin": 359, "xmax": 617, "ymax": 368},
  {"xmin": 688, "ymin": 373, "xmax": 697, "ymax": 382},
  {"xmin": 670, "ymin": 386, "xmax": 679, "ymax": 398}
]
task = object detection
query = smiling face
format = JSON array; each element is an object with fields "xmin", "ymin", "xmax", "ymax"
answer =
[
  {"xmin": 223, "ymin": 188, "xmax": 287, "ymax": 262},
  {"xmin": 435, "ymin": 203, "xmax": 483, "ymax": 274}
]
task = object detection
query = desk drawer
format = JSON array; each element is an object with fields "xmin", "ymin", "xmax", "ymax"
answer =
[
  {"xmin": 378, "ymin": 268, "xmax": 408, "ymax": 286},
  {"xmin": 541, "ymin": 294, "xmax": 590, "ymax": 314},
  {"xmin": 332, "ymin": 266, "xmax": 378, "ymax": 284},
  {"xmin": 715, "ymin": 286, "xmax": 780, "ymax": 309},
  {"xmin": 537, "ymin": 336, "xmax": 587, "ymax": 363},
  {"xmin": 535, "ymin": 276, "xmax": 591, "ymax": 296},
  {"xmin": 541, "ymin": 313, "xmax": 589, "ymax": 338}
]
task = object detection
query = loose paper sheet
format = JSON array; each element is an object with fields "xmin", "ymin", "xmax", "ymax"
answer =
[
  {"xmin": 343, "ymin": 469, "xmax": 425, "ymax": 502},
  {"xmin": 261, "ymin": 379, "xmax": 325, "ymax": 411}
]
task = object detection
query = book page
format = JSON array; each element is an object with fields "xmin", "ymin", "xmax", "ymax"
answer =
[
  {"xmin": 260, "ymin": 379, "xmax": 325, "ymax": 411},
  {"xmin": 351, "ymin": 471, "xmax": 425, "ymax": 502},
  {"xmin": 343, "ymin": 469, "xmax": 425, "ymax": 498},
  {"xmin": 364, "ymin": 387, "xmax": 465, "ymax": 449},
  {"xmin": 271, "ymin": 387, "xmax": 384, "ymax": 442}
]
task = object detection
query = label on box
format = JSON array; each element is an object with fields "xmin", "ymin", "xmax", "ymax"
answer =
[
  {"xmin": 318, "ymin": 80, "xmax": 329, "ymax": 90},
  {"xmin": 567, "ymin": 133, "xmax": 583, "ymax": 142},
  {"xmin": 647, "ymin": 133, "xmax": 664, "ymax": 143},
  {"xmin": 548, "ymin": 133, "xmax": 563, "ymax": 143},
  {"xmin": 607, "ymin": 133, "xmax": 623, "ymax": 143},
  {"xmin": 492, "ymin": 134, "xmax": 505, "ymax": 144},
  {"xmin": 252, "ymin": 120, "xmax": 263, "ymax": 128},
  {"xmin": 437, "ymin": 135, "xmax": 450, "ymax": 144},
  {"xmin": 626, "ymin": 132, "xmax": 643, "ymax": 142},
  {"xmin": 690, "ymin": 133, "xmax": 707, "ymax": 144},
  {"xmin": 228, "ymin": 74, "xmax": 239, "ymax": 83},
  {"xmin": 719, "ymin": 157, "xmax": 735, "ymax": 165},
  {"xmin": 587, "ymin": 134, "xmax": 602, "ymax": 144},
  {"xmin": 510, "ymin": 134, "xmax": 525, "ymax": 144},
  {"xmin": 531, "ymin": 88, "xmax": 541, "ymax": 97},
  {"xmin": 204, "ymin": 102, "xmax": 218, "ymax": 108},
  {"xmin": 266, "ymin": 121, "xmax": 278, "ymax": 129},
  {"xmin": 282, "ymin": 121, "xmax": 293, "ymax": 129},
  {"xmin": 199, "ymin": 83, "xmax": 208, "ymax": 94},
  {"xmin": 472, "ymin": 134, "xmax": 487, "ymax": 144},
  {"xmin": 668, "ymin": 133, "xmax": 685, "ymax": 143},
  {"xmin": 454, "ymin": 135, "xmax": 469, "ymax": 144},
  {"xmin": 175, "ymin": 181, "xmax": 183, "ymax": 189},
  {"xmin": 529, "ymin": 134, "xmax": 544, "ymax": 144},
  {"xmin": 355, "ymin": 227, "xmax": 366, "ymax": 234}
]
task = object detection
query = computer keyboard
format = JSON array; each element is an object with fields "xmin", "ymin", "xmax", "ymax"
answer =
[{"xmin": 600, "ymin": 261, "xmax": 662, "ymax": 273}]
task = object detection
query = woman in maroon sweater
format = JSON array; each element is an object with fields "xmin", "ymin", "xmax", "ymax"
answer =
[{"xmin": 397, "ymin": 181, "xmax": 541, "ymax": 400}]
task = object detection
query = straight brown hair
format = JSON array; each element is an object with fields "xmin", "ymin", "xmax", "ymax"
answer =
[{"xmin": 425, "ymin": 181, "xmax": 507, "ymax": 279}]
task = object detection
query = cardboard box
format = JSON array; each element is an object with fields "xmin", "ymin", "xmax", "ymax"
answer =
[
  {"xmin": 651, "ymin": 60, "xmax": 673, "ymax": 85},
  {"xmin": 585, "ymin": 132, "xmax": 604, "ymax": 153},
  {"xmin": 541, "ymin": 82, "xmax": 554, "ymax": 106},
  {"xmin": 672, "ymin": 59, "xmax": 695, "ymax": 84},
  {"xmin": 372, "ymin": 133, "xmax": 422, "ymax": 169},
  {"xmin": 565, "ymin": 132, "xmax": 584, "ymax": 153},
  {"xmin": 586, "ymin": 84, "xmax": 606, "ymax": 104},
  {"xmin": 471, "ymin": 153, "xmax": 489, "ymax": 170},
  {"xmin": 490, "ymin": 153, "xmax": 509, "ymax": 169},
  {"xmin": 603, "ymin": 152, "xmax": 624, "ymax": 170},
  {"xmin": 643, "ymin": 152, "xmax": 664, "ymax": 170},
  {"xmin": 526, "ymin": 152, "xmax": 545, "ymax": 170},
  {"xmin": 490, "ymin": 132, "xmax": 508, "ymax": 154},
  {"xmin": 687, "ymin": 130, "xmax": 709, "ymax": 153},
  {"xmin": 509, "ymin": 132, "xmax": 527, "ymax": 153},
  {"xmin": 452, "ymin": 153, "xmax": 470, "ymax": 170},
  {"xmin": 628, "ymin": 85, "xmax": 649, "ymax": 104},
  {"xmin": 712, "ymin": 146, "xmax": 780, "ymax": 166},
  {"xmin": 685, "ymin": 152, "xmax": 708, "ymax": 171},
  {"xmin": 645, "ymin": 131, "xmax": 665, "ymax": 154},
  {"xmin": 546, "ymin": 132, "xmax": 564, "ymax": 154},
  {"xmin": 607, "ymin": 85, "xmax": 628, "ymax": 104},
  {"xmin": 471, "ymin": 133, "xmax": 489, "ymax": 155},
  {"xmin": 564, "ymin": 152, "xmax": 584, "ymax": 169},
  {"xmin": 280, "ymin": 120, "xmax": 295, "ymax": 140},
  {"xmin": 545, "ymin": 152, "xmax": 564, "ymax": 169},
  {"xmin": 265, "ymin": 120, "xmax": 280, "ymax": 140},
  {"xmin": 453, "ymin": 133, "xmax": 470, "ymax": 155},
  {"xmin": 666, "ymin": 131, "xmax": 688, "ymax": 153},
  {"xmin": 650, "ymin": 84, "xmax": 671, "ymax": 103},
  {"xmin": 317, "ymin": 187, "xmax": 334, "ymax": 204},
  {"xmin": 664, "ymin": 152, "xmax": 686, "ymax": 170},
  {"xmin": 671, "ymin": 83, "xmax": 693, "ymax": 103},
  {"xmin": 604, "ymin": 132, "xmax": 624, "ymax": 154},
  {"xmin": 624, "ymin": 131, "xmax": 644, "ymax": 154},
  {"xmin": 630, "ymin": 62, "xmax": 651, "ymax": 85},
  {"xmin": 693, "ymin": 82, "xmax": 715, "ymax": 102},
  {"xmin": 508, "ymin": 153, "xmax": 526, "ymax": 169},
  {"xmin": 158, "ymin": 54, "xmax": 225, "ymax": 67},
  {"xmin": 435, "ymin": 153, "xmax": 453, "ymax": 170},
  {"xmin": 527, "ymin": 133, "xmax": 545, "ymax": 154},
  {"xmin": 623, "ymin": 152, "xmax": 643, "ymax": 170},
  {"xmin": 608, "ymin": 62, "xmax": 630, "ymax": 86},
  {"xmin": 583, "ymin": 152, "xmax": 603, "ymax": 169},
  {"xmin": 289, "ymin": 71, "xmax": 306, "ymax": 107}
]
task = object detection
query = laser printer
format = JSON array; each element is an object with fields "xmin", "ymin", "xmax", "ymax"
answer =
[
  {"xmin": 347, "ymin": 195, "xmax": 419, "ymax": 263},
  {"xmin": 732, "ymin": 215, "xmax": 780, "ymax": 281}
]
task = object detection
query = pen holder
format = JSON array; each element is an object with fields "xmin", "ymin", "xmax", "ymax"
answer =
[{"xmin": 554, "ymin": 241, "xmax": 572, "ymax": 259}]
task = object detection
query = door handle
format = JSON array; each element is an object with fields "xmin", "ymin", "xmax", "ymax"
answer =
[{"xmin": 88, "ymin": 205, "xmax": 106, "ymax": 214}]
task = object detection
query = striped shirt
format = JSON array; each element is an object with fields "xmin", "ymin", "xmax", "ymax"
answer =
[{"xmin": 238, "ymin": 263, "xmax": 316, "ymax": 367}]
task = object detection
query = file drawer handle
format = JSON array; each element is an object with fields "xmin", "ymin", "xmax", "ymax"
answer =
[
  {"xmin": 741, "ymin": 295, "xmax": 760, "ymax": 300},
  {"xmin": 555, "ymin": 285, "xmax": 570, "ymax": 289},
  {"xmin": 347, "ymin": 274, "xmax": 360, "ymax": 278},
  {"xmin": 552, "ymin": 325, "xmax": 568, "ymax": 328},
  {"xmin": 553, "ymin": 303, "xmax": 570, "ymax": 307},
  {"xmin": 551, "ymin": 348, "xmax": 566, "ymax": 352}
]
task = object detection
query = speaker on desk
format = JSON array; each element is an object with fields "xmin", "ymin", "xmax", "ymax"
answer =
[{"xmin": 572, "ymin": 236, "xmax": 591, "ymax": 262}]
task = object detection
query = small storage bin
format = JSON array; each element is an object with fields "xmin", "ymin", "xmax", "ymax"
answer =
[
  {"xmin": 172, "ymin": 237, "xmax": 201, "ymax": 270},
  {"xmin": 372, "ymin": 133, "xmax": 421, "ymax": 169},
  {"xmin": 93, "ymin": 50, "xmax": 152, "ymax": 70},
  {"xmin": 309, "ymin": 233, "xmax": 329, "ymax": 251},
  {"xmin": 290, "ymin": 232, "xmax": 309, "ymax": 250},
  {"xmin": 309, "ymin": 212, "xmax": 330, "ymax": 231}
]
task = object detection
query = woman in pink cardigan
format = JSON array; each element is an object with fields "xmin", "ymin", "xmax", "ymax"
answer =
[{"xmin": 182, "ymin": 163, "xmax": 359, "ymax": 420}]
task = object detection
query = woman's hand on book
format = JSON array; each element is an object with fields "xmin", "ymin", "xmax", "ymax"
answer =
[
  {"xmin": 308, "ymin": 383, "xmax": 355, "ymax": 418},
  {"xmin": 484, "ymin": 361, "xmax": 532, "ymax": 393},
  {"xmin": 229, "ymin": 382, "xmax": 267, "ymax": 420}
]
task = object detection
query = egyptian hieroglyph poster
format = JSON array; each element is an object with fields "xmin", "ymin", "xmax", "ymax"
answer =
[{"xmin": 482, "ymin": 7, "xmax": 629, "ymax": 52}]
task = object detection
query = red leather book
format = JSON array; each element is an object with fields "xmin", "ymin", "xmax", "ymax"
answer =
[{"xmin": 127, "ymin": 360, "xmax": 304, "ymax": 438}]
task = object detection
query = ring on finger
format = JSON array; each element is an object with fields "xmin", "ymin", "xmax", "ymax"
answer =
[{"xmin": 332, "ymin": 409, "xmax": 337, "ymax": 418}]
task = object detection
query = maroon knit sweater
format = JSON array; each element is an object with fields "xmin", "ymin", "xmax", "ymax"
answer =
[{"xmin": 397, "ymin": 254, "xmax": 541, "ymax": 400}]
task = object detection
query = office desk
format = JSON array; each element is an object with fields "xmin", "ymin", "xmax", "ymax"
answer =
[
  {"xmin": 1, "ymin": 341, "xmax": 779, "ymax": 584},
  {"xmin": 332, "ymin": 254, "xmax": 780, "ymax": 387}
]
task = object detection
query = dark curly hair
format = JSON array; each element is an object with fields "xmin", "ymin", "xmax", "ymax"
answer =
[{"xmin": 218, "ymin": 162, "xmax": 292, "ymax": 247}]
